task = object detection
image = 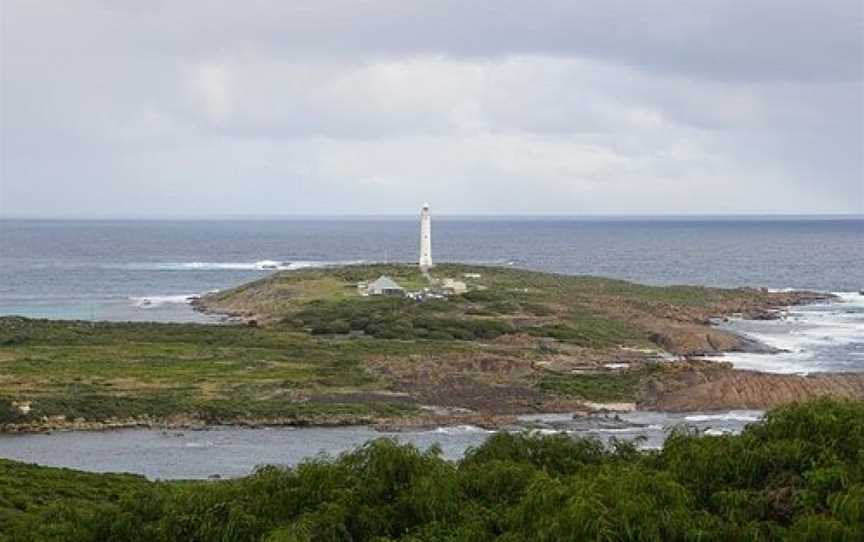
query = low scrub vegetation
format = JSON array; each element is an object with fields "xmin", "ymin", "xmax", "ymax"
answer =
[
  {"xmin": 278, "ymin": 265, "xmax": 654, "ymax": 348},
  {"xmin": 538, "ymin": 366, "xmax": 659, "ymax": 403},
  {"xmin": 201, "ymin": 263, "xmax": 771, "ymax": 350},
  {"xmin": 2, "ymin": 399, "xmax": 862, "ymax": 541},
  {"xmin": 0, "ymin": 317, "xmax": 437, "ymax": 427},
  {"xmin": 288, "ymin": 297, "xmax": 516, "ymax": 341}
]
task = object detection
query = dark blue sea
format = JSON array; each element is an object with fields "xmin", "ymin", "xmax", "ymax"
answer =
[{"xmin": 1, "ymin": 218, "xmax": 862, "ymax": 322}]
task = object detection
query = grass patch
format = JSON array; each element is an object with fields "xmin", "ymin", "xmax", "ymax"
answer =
[
  {"xmin": 201, "ymin": 263, "xmax": 767, "ymax": 350},
  {"xmin": 0, "ymin": 317, "xmax": 451, "ymax": 428},
  {"xmin": 538, "ymin": 366, "xmax": 659, "ymax": 402},
  {"xmin": 288, "ymin": 296, "xmax": 515, "ymax": 341}
]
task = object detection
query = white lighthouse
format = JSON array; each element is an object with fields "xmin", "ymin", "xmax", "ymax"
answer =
[{"xmin": 419, "ymin": 203, "xmax": 433, "ymax": 270}]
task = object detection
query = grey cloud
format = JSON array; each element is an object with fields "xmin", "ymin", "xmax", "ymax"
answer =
[
  {"xmin": 6, "ymin": 1, "xmax": 859, "ymax": 81},
  {"xmin": 0, "ymin": 0, "xmax": 861, "ymax": 217}
]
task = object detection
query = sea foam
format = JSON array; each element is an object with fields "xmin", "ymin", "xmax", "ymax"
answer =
[
  {"xmin": 715, "ymin": 292, "xmax": 864, "ymax": 374},
  {"xmin": 115, "ymin": 260, "xmax": 366, "ymax": 272},
  {"xmin": 131, "ymin": 294, "xmax": 198, "ymax": 308},
  {"xmin": 684, "ymin": 411, "xmax": 763, "ymax": 423},
  {"xmin": 432, "ymin": 425, "xmax": 491, "ymax": 435}
]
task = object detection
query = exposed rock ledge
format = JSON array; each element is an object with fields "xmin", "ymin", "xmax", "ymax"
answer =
[
  {"xmin": 640, "ymin": 362, "xmax": 864, "ymax": 412},
  {"xmin": 0, "ymin": 411, "xmax": 525, "ymax": 434}
]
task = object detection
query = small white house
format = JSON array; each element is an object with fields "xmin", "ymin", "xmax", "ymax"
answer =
[{"xmin": 367, "ymin": 275, "xmax": 405, "ymax": 296}]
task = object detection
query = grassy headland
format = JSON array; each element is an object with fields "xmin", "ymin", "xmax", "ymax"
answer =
[
  {"xmin": 0, "ymin": 264, "xmax": 854, "ymax": 431},
  {"xmin": 197, "ymin": 263, "xmax": 805, "ymax": 352},
  {"xmin": 1, "ymin": 399, "xmax": 862, "ymax": 541}
]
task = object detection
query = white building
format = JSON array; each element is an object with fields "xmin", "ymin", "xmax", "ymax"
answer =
[
  {"xmin": 419, "ymin": 203, "xmax": 433, "ymax": 270},
  {"xmin": 367, "ymin": 275, "xmax": 405, "ymax": 296}
]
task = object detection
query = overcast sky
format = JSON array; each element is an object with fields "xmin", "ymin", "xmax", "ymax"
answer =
[{"xmin": 1, "ymin": 1, "xmax": 862, "ymax": 217}]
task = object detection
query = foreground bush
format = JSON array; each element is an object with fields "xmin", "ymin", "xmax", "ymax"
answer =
[{"xmin": 2, "ymin": 398, "xmax": 863, "ymax": 541}]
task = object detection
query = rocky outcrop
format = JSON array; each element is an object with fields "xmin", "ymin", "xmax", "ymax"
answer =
[
  {"xmin": 645, "ymin": 324, "xmax": 742, "ymax": 356},
  {"xmin": 641, "ymin": 363, "xmax": 864, "ymax": 411}
]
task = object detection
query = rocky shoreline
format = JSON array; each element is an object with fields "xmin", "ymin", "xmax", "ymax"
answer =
[
  {"xmin": 6, "ymin": 369, "xmax": 863, "ymax": 437},
  {"xmin": 0, "ymin": 410, "xmax": 528, "ymax": 434}
]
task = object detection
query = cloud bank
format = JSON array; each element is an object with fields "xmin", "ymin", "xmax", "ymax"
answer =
[{"xmin": 1, "ymin": 0, "xmax": 862, "ymax": 216}]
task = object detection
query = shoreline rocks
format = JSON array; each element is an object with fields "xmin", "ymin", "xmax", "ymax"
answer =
[{"xmin": 640, "ymin": 365, "xmax": 864, "ymax": 412}]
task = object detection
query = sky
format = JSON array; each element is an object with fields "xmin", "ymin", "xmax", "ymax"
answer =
[{"xmin": 1, "ymin": 1, "xmax": 862, "ymax": 217}]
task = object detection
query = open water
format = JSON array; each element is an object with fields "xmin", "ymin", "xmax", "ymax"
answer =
[{"xmin": 2, "ymin": 217, "xmax": 861, "ymax": 319}]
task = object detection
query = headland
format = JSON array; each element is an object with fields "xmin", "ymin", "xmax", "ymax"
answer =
[{"xmin": 1, "ymin": 263, "xmax": 861, "ymax": 432}]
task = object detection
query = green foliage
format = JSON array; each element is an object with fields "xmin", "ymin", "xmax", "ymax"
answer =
[
  {"xmin": 202, "ymin": 263, "xmax": 765, "ymax": 350},
  {"xmin": 2, "ymin": 399, "xmax": 863, "ymax": 541},
  {"xmin": 0, "ymin": 317, "xmax": 449, "ymax": 428},
  {"xmin": 278, "ymin": 264, "xmax": 658, "ymax": 348},
  {"xmin": 461, "ymin": 432, "xmax": 608, "ymax": 475},
  {"xmin": 538, "ymin": 366, "xmax": 657, "ymax": 402},
  {"xmin": 528, "ymin": 308, "xmax": 649, "ymax": 348},
  {"xmin": 0, "ymin": 400, "xmax": 26, "ymax": 425},
  {"xmin": 0, "ymin": 459, "xmax": 157, "ymax": 540},
  {"xmin": 289, "ymin": 297, "xmax": 516, "ymax": 342}
]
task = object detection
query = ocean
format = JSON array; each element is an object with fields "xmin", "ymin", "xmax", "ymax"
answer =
[
  {"xmin": 0, "ymin": 217, "xmax": 861, "ymax": 478},
  {"xmin": 2, "ymin": 217, "xmax": 862, "ymax": 322}
]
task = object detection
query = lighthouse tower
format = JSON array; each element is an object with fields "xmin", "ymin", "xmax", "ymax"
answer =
[{"xmin": 419, "ymin": 203, "xmax": 433, "ymax": 270}]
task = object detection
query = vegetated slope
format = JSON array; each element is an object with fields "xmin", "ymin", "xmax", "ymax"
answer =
[
  {"xmin": 198, "ymin": 263, "xmax": 820, "ymax": 355},
  {"xmin": 0, "ymin": 316, "xmax": 436, "ymax": 430},
  {"xmin": 0, "ymin": 460, "xmax": 152, "ymax": 539},
  {"xmin": 0, "ymin": 265, "xmax": 852, "ymax": 431},
  {"xmin": 201, "ymin": 264, "xmax": 863, "ymax": 413},
  {"xmin": 1, "ymin": 399, "xmax": 862, "ymax": 541}
]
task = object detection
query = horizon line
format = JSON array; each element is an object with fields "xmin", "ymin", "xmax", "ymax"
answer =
[{"xmin": 1, "ymin": 212, "xmax": 862, "ymax": 221}]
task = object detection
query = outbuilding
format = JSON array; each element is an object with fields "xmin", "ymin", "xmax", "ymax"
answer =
[{"xmin": 367, "ymin": 275, "xmax": 405, "ymax": 296}]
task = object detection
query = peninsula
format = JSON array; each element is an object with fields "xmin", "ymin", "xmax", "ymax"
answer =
[{"xmin": 2, "ymin": 263, "xmax": 862, "ymax": 432}]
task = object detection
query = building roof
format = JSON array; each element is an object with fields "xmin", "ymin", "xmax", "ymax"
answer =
[{"xmin": 369, "ymin": 275, "xmax": 403, "ymax": 291}]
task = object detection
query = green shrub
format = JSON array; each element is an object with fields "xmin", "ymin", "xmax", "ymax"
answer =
[{"xmin": 3, "ymin": 399, "xmax": 863, "ymax": 541}]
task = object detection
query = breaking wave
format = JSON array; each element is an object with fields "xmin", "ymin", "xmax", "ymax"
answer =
[
  {"xmin": 432, "ymin": 425, "xmax": 492, "ymax": 435},
  {"xmin": 715, "ymin": 292, "xmax": 864, "ymax": 374},
  {"xmin": 684, "ymin": 412, "xmax": 763, "ymax": 423},
  {"xmin": 589, "ymin": 424, "xmax": 664, "ymax": 433},
  {"xmin": 112, "ymin": 260, "xmax": 367, "ymax": 272},
  {"xmin": 130, "ymin": 294, "xmax": 199, "ymax": 308}
]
